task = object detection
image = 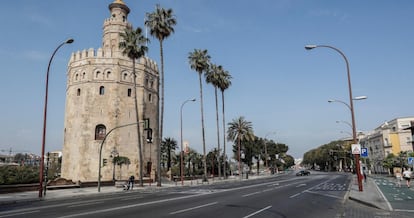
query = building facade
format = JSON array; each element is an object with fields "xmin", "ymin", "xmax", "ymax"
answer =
[
  {"xmin": 360, "ymin": 117, "xmax": 414, "ymax": 173},
  {"xmin": 61, "ymin": 0, "xmax": 159, "ymax": 182}
]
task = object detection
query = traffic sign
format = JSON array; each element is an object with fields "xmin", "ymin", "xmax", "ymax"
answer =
[
  {"xmin": 408, "ymin": 157, "xmax": 414, "ymax": 165},
  {"xmin": 351, "ymin": 144, "xmax": 361, "ymax": 155},
  {"xmin": 361, "ymin": 148, "xmax": 368, "ymax": 157}
]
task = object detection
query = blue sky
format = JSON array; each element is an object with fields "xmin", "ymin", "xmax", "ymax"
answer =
[{"xmin": 1, "ymin": 0, "xmax": 413, "ymax": 159}]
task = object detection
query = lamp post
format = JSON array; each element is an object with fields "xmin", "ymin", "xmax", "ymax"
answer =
[
  {"xmin": 39, "ymin": 38, "xmax": 74, "ymax": 198},
  {"xmin": 180, "ymin": 98, "xmax": 196, "ymax": 186},
  {"xmin": 98, "ymin": 122, "xmax": 139, "ymax": 192},
  {"xmin": 110, "ymin": 147, "xmax": 119, "ymax": 182},
  {"xmin": 305, "ymin": 44, "xmax": 363, "ymax": 191},
  {"xmin": 264, "ymin": 132, "xmax": 276, "ymax": 171}
]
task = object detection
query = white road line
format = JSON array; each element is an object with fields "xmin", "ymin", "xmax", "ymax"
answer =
[
  {"xmin": 169, "ymin": 202, "xmax": 218, "ymax": 215},
  {"xmin": 0, "ymin": 210, "xmax": 40, "ymax": 218},
  {"xmin": 289, "ymin": 193, "xmax": 301, "ymax": 198},
  {"xmin": 243, "ymin": 206, "xmax": 272, "ymax": 218},
  {"xmin": 67, "ymin": 201, "xmax": 103, "ymax": 208},
  {"xmin": 242, "ymin": 191, "xmax": 261, "ymax": 197}
]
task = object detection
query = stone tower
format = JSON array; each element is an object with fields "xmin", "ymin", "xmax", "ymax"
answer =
[{"xmin": 61, "ymin": 0, "xmax": 159, "ymax": 183}]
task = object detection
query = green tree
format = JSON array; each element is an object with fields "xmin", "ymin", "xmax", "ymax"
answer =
[
  {"xmin": 113, "ymin": 156, "xmax": 131, "ymax": 180},
  {"xmin": 227, "ymin": 116, "xmax": 254, "ymax": 177},
  {"xmin": 145, "ymin": 5, "xmax": 176, "ymax": 186},
  {"xmin": 119, "ymin": 27, "xmax": 149, "ymax": 187},
  {"xmin": 161, "ymin": 137, "xmax": 178, "ymax": 171},
  {"xmin": 188, "ymin": 49, "xmax": 211, "ymax": 181}
]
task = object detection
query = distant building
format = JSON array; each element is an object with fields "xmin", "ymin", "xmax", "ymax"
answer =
[
  {"xmin": 360, "ymin": 117, "xmax": 414, "ymax": 173},
  {"xmin": 61, "ymin": 0, "xmax": 159, "ymax": 182}
]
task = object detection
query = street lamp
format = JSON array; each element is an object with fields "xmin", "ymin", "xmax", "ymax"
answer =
[
  {"xmin": 39, "ymin": 38, "xmax": 74, "ymax": 198},
  {"xmin": 110, "ymin": 147, "xmax": 119, "ymax": 182},
  {"xmin": 305, "ymin": 44, "xmax": 364, "ymax": 192},
  {"xmin": 264, "ymin": 132, "xmax": 276, "ymax": 171},
  {"xmin": 180, "ymin": 98, "xmax": 196, "ymax": 186}
]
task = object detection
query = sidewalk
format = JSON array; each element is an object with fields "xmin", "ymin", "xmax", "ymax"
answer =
[{"xmin": 348, "ymin": 174, "xmax": 392, "ymax": 211}]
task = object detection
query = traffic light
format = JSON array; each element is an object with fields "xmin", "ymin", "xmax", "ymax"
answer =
[
  {"xmin": 103, "ymin": 158, "xmax": 107, "ymax": 167},
  {"xmin": 146, "ymin": 128, "xmax": 152, "ymax": 143}
]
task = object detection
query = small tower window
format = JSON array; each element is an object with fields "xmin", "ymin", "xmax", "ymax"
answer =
[
  {"xmin": 127, "ymin": 88, "xmax": 132, "ymax": 97},
  {"xmin": 107, "ymin": 71, "xmax": 111, "ymax": 79},
  {"xmin": 148, "ymin": 93, "xmax": 152, "ymax": 102},
  {"xmin": 123, "ymin": 73, "xmax": 128, "ymax": 80},
  {"xmin": 95, "ymin": 124, "xmax": 106, "ymax": 140},
  {"xmin": 75, "ymin": 74, "xmax": 79, "ymax": 81},
  {"xmin": 99, "ymin": 86, "xmax": 105, "ymax": 95},
  {"xmin": 77, "ymin": 88, "xmax": 81, "ymax": 96},
  {"xmin": 82, "ymin": 72, "xmax": 86, "ymax": 79},
  {"xmin": 96, "ymin": 71, "xmax": 101, "ymax": 79}
]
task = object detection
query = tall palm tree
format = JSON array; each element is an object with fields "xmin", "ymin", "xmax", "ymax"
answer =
[
  {"xmin": 145, "ymin": 4, "xmax": 176, "ymax": 187},
  {"xmin": 217, "ymin": 70, "xmax": 232, "ymax": 178},
  {"xmin": 205, "ymin": 64, "xmax": 223, "ymax": 179},
  {"xmin": 188, "ymin": 49, "xmax": 211, "ymax": 182},
  {"xmin": 227, "ymin": 116, "xmax": 254, "ymax": 179},
  {"xmin": 119, "ymin": 27, "xmax": 148, "ymax": 187},
  {"xmin": 161, "ymin": 137, "xmax": 178, "ymax": 171}
]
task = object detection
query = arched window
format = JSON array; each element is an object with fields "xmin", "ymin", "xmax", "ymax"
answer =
[
  {"xmin": 95, "ymin": 124, "xmax": 106, "ymax": 140},
  {"xmin": 107, "ymin": 71, "xmax": 111, "ymax": 79},
  {"xmin": 77, "ymin": 88, "xmax": 81, "ymax": 96},
  {"xmin": 96, "ymin": 71, "xmax": 101, "ymax": 78},
  {"xmin": 123, "ymin": 73, "xmax": 128, "ymax": 80},
  {"xmin": 99, "ymin": 86, "xmax": 105, "ymax": 95},
  {"xmin": 127, "ymin": 88, "xmax": 132, "ymax": 97},
  {"xmin": 82, "ymin": 72, "xmax": 86, "ymax": 79},
  {"xmin": 148, "ymin": 93, "xmax": 152, "ymax": 102}
]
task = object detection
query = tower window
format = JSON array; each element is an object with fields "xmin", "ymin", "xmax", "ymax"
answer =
[
  {"xmin": 107, "ymin": 71, "xmax": 111, "ymax": 79},
  {"xmin": 77, "ymin": 88, "xmax": 81, "ymax": 96},
  {"xmin": 96, "ymin": 71, "xmax": 101, "ymax": 79},
  {"xmin": 123, "ymin": 73, "xmax": 128, "ymax": 80},
  {"xmin": 127, "ymin": 88, "xmax": 132, "ymax": 97},
  {"xmin": 95, "ymin": 124, "xmax": 106, "ymax": 140},
  {"xmin": 82, "ymin": 72, "xmax": 86, "ymax": 79},
  {"xmin": 148, "ymin": 93, "xmax": 152, "ymax": 102},
  {"xmin": 99, "ymin": 86, "xmax": 105, "ymax": 95}
]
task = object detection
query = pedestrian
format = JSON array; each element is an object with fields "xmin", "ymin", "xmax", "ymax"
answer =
[
  {"xmin": 402, "ymin": 168, "xmax": 412, "ymax": 188},
  {"xmin": 395, "ymin": 169, "xmax": 402, "ymax": 188},
  {"xmin": 128, "ymin": 175, "xmax": 135, "ymax": 190},
  {"xmin": 362, "ymin": 167, "xmax": 367, "ymax": 183}
]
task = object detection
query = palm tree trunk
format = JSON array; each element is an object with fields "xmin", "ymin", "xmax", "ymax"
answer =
[
  {"xmin": 133, "ymin": 58, "xmax": 144, "ymax": 187},
  {"xmin": 157, "ymin": 40, "xmax": 164, "ymax": 187},
  {"xmin": 214, "ymin": 87, "xmax": 221, "ymax": 179},
  {"xmin": 198, "ymin": 72, "xmax": 208, "ymax": 182},
  {"xmin": 221, "ymin": 91, "xmax": 226, "ymax": 179}
]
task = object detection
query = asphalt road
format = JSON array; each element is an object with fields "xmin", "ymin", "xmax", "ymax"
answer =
[{"xmin": 0, "ymin": 172, "xmax": 355, "ymax": 218}]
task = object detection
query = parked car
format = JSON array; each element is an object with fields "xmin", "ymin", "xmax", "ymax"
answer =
[{"xmin": 296, "ymin": 170, "xmax": 310, "ymax": 176}]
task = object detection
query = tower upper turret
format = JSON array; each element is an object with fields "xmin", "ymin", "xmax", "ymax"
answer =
[{"xmin": 103, "ymin": 0, "xmax": 132, "ymax": 56}]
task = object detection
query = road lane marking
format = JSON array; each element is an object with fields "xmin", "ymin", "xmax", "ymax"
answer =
[
  {"xmin": 169, "ymin": 202, "xmax": 218, "ymax": 215},
  {"xmin": 0, "ymin": 210, "xmax": 40, "ymax": 218},
  {"xmin": 67, "ymin": 201, "xmax": 104, "ymax": 208},
  {"xmin": 242, "ymin": 191, "xmax": 261, "ymax": 197},
  {"xmin": 304, "ymin": 190, "xmax": 343, "ymax": 199},
  {"xmin": 289, "ymin": 193, "xmax": 301, "ymax": 198},
  {"xmin": 243, "ymin": 206, "xmax": 272, "ymax": 218}
]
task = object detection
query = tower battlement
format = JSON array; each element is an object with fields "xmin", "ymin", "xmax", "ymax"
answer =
[{"xmin": 69, "ymin": 48, "xmax": 158, "ymax": 72}]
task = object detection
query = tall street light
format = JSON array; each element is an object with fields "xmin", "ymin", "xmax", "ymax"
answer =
[
  {"xmin": 264, "ymin": 132, "xmax": 276, "ymax": 170},
  {"xmin": 180, "ymin": 98, "xmax": 196, "ymax": 186},
  {"xmin": 39, "ymin": 38, "xmax": 74, "ymax": 198},
  {"xmin": 305, "ymin": 44, "xmax": 363, "ymax": 192}
]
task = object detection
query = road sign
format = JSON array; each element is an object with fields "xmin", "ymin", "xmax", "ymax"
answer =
[
  {"xmin": 361, "ymin": 148, "xmax": 368, "ymax": 157},
  {"xmin": 408, "ymin": 157, "xmax": 414, "ymax": 165},
  {"xmin": 351, "ymin": 144, "xmax": 361, "ymax": 155}
]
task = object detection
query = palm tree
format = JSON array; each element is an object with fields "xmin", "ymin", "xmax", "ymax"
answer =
[
  {"xmin": 114, "ymin": 156, "xmax": 131, "ymax": 180},
  {"xmin": 217, "ymin": 70, "xmax": 232, "ymax": 178},
  {"xmin": 145, "ymin": 4, "xmax": 176, "ymax": 187},
  {"xmin": 119, "ymin": 27, "xmax": 148, "ymax": 187},
  {"xmin": 188, "ymin": 49, "xmax": 211, "ymax": 182},
  {"xmin": 227, "ymin": 116, "xmax": 254, "ymax": 179},
  {"xmin": 205, "ymin": 64, "xmax": 224, "ymax": 179},
  {"xmin": 161, "ymin": 137, "xmax": 178, "ymax": 171}
]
